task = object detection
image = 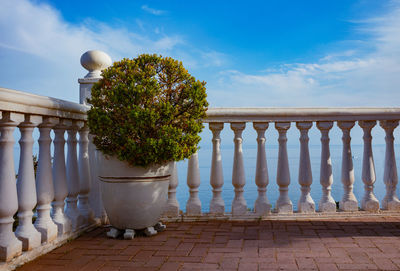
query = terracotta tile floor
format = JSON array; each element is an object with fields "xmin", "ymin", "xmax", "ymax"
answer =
[{"xmin": 17, "ymin": 216, "xmax": 400, "ymax": 271}]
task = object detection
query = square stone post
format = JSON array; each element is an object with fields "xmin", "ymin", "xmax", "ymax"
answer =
[{"xmin": 78, "ymin": 50, "xmax": 111, "ymax": 224}]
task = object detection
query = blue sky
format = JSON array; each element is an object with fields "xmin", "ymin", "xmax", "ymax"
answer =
[{"xmin": 1, "ymin": 0, "xmax": 400, "ymax": 107}]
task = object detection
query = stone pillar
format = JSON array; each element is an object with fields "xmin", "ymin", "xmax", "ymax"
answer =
[
  {"xmin": 359, "ymin": 120, "xmax": 379, "ymax": 212},
  {"xmin": 253, "ymin": 122, "xmax": 271, "ymax": 215},
  {"xmin": 15, "ymin": 114, "xmax": 42, "ymax": 251},
  {"xmin": 0, "ymin": 112, "xmax": 23, "ymax": 261},
  {"xmin": 78, "ymin": 122, "xmax": 94, "ymax": 225},
  {"xmin": 275, "ymin": 122, "xmax": 292, "ymax": 213},
  {"xmin": 65, "ymin": 120, "xmax": 85, "ymax": 231},
  {"xmin": 209, "ymin": 123, "xmax": 225, "ymax": 215},
  {"xmin": 79, "ymin": 50, "xmax": 112, "ymax": 224},
  {"xmin": 380, "ymin": 120, "xmax": 400, "ymax": 210},
  {"xmin": 52, "ymin": 119, "xmax": 71, "ymax": 236},
  {"xmin": 34, "ymin": 117, "xmax": 58, "ymax": 243},
  {"xmin": 164, "ymin": 162, "xmax": 179, "ymax": 217},
  {"xmin": 231, "ymin": 122, "xmax": 247, "ymax": 215},
  {"xmin": 296, "ymin": 122, "xmax": 315, "ymax": 213},
  {"xmin": 338, "ymin": 121, "xmax": 358, "ymax": 211},
  {"xmin": 186, "ymin": 152, "xmax": 202, "ymax": 216},
  {"xmin": 317, "ymin": 121, "xmax": 336, "ymax": 212}
]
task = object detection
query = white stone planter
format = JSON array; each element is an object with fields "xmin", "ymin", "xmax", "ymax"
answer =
[{"xmin": 98, "ymin": 154, "xmax": 171, "ymax": 239}]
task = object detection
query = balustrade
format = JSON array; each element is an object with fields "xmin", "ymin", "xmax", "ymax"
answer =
[{"xmin": 0, "ymin": 87, "xmax": 95, "ymax": 263}]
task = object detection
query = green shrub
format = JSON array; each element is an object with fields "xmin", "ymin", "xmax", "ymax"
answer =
[{"xmin": 87, "ymin": 54, "xmax": 208, "ymax": 167}]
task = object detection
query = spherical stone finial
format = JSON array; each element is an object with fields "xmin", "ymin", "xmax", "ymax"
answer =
[{"xmin": 80, "ymin": 50, "xmax": 112, "ymax": 78}]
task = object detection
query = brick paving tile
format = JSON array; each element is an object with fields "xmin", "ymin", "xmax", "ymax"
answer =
[
  {"xmin": 372, "ymin": 258, "xmax": 399, "ymax": 270},
  {"xmin": 159, "ymin": 262, "xmax": 181, "ymax": 271},
  {"xmin": 14, "ymin": 217, "xmax": 400, "ymax": 271},
  {"xmin": 238, "ymin": 262, "xmax": 258, "ymax": 271}
]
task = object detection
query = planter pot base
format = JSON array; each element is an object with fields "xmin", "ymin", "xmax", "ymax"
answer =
[{"xmin": 106, "ymin": 222, "xmax": 166, "ymax": 239}]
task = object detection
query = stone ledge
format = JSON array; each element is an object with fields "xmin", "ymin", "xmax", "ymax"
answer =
[{"xmin": 161, "ymin": 210, "xmax": 400, "ymax": 222}]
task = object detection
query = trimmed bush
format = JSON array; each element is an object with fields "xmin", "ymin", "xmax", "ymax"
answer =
[{"xmin": 87, "ymin": 54, "xmax": 208, "ymax": 167}]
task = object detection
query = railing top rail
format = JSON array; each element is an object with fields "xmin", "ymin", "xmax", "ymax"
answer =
[
  {"xmin": 205, "ymin": 107, "xmax": 400, "ymax": 122},
  {"xmin": 0, "ymin": 87, "xmax": 88, "ymax": 120},
  {"xmin": 2, "ymin": 87, "xmax": 400, "ymax": 123}
]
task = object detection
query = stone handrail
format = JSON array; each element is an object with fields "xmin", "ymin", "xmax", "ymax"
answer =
[
  {"xmin": 205, "ymin": 107, "xmax": 400, "ymax": 122},
  {"xmin": 0, "ymin": 87, "xmax": 88, "ymax": 120}
]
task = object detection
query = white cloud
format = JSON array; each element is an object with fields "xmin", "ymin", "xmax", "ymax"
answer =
[
  {"xmin": 207, "ymin": 1, "xmax": 400, "ymax": 107},
  {"xmin": 0, "ymin": 0, "xmax": 224, "ymax": 102},
  {"xmin": 141, "ymin": 5, "xmax": 165, "ymax": 16}
]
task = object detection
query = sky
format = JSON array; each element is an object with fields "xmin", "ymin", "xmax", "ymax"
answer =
[{"xmin": 1, "ymin": 0, "xmax": 400, "ymax": 107}]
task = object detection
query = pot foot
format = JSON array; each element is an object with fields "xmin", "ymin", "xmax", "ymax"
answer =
[
  {"xmin": 123, "ymin": 229, "xmax": 135, "ymax": 240},
  {"xmin": 154, "ymin": 222, "xmax": 166, "ymax": 232},
  {"xmin": 144, "ymin": 226, "xmax": 157, "ymax": 236},
  {"xmin": 107, "ymin": 227, "xmax": 123, "ymax": 239}
]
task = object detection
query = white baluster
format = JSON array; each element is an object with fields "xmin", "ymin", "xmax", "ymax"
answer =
[
  {"xmin": 164, "ymin": 162, "xmax": 179, "ymax": 217},
  {"xmin": 231, "ymin": 122, "xmax": 247, "ymax": 215},
  {"xmin": 78, "ymin": 122, "xmax": 94, "ymax": 226},
  {"xmin": 15, "ymin": 114, "xmax": 41, "ymax": 251},
  {"xmin": 209, "ymin": 123, "xmax": 224, "ymax": 214},
  {"xmin": 253, "ymin": 122, "xmax": 271, "ymax": 215},
  {"xmin": 34, "ymin": 117, "xmax": 58, "ymax": 243},
  {"xmin": 359, "ymin": 121, "xmax": 379, "ymax": 212},
  {"xmin": 65, "ymin": 120, "xmax": 85, "ymax": 231},
  {"xmin": 186, "ymin": 152, "xmax": 201, "ymax": 215},
  {"xmin": 380, "ymin": 120, "xmax": 400, "ymax": 210},
  {"xmin": 317, "ymin": 121, "xmax": 336, "ymax": 212},
  {"xmin": 358, "ymin": 120, "xmax": 379, "ymax": 212},
  {"xmin": 52, "ymin": 119, "xmax": 71, "ymax": 235},
  {"xmin": 296, "ymin": 122, "xmax": 315, "ymax": 213},
  {"xmin": 0, "ymin": 112, "xmax": 23, "ymax": 261},
  {"xmin": 275, "ymin": 122, "xmax": 292, "ymax": 213},
  {"xmin": 338, "ymin": 121, "xmax": 358, "ymax": 211},
  {"xmin": 88, "ymin": 138, "xmax": 107, "ymax": 224}
]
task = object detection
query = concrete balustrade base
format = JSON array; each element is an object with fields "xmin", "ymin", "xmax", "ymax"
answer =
[
  {"xmin": 340, "ymin": 199, "xmax": 359, "ymax": 211},
  {"xmin": 15, "ymin": 231, "xmax": 41, "ymax": 252},
  {"xmin": 362, "ymin": 199, "xmax": 380, "ymax": 212},
  {"xmin": 254, "ymin": 201, "xmax": 271, "ymax": 216},
  {"xmin": 318, "ymin": 201, "xmax": 337, "ymax": 213},
  {"xmin": 276, "ymin": 204, "xmax": 293, "ymax": 214},
  {"xmin": 385, "ymin": 200, "xmax": 400, "ymax": 211},
  {"xmin": 298, "ymin": 201, "xmax": 316, "ymax": 214},
  {"xmin": 0, "ymin": 240, "xmax": 22, "ymax": 263}
]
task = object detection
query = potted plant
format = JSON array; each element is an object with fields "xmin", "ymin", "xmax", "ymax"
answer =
[{"xmin": 87, "ymin": 54, "xmax": 208, "ymax": 239}]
